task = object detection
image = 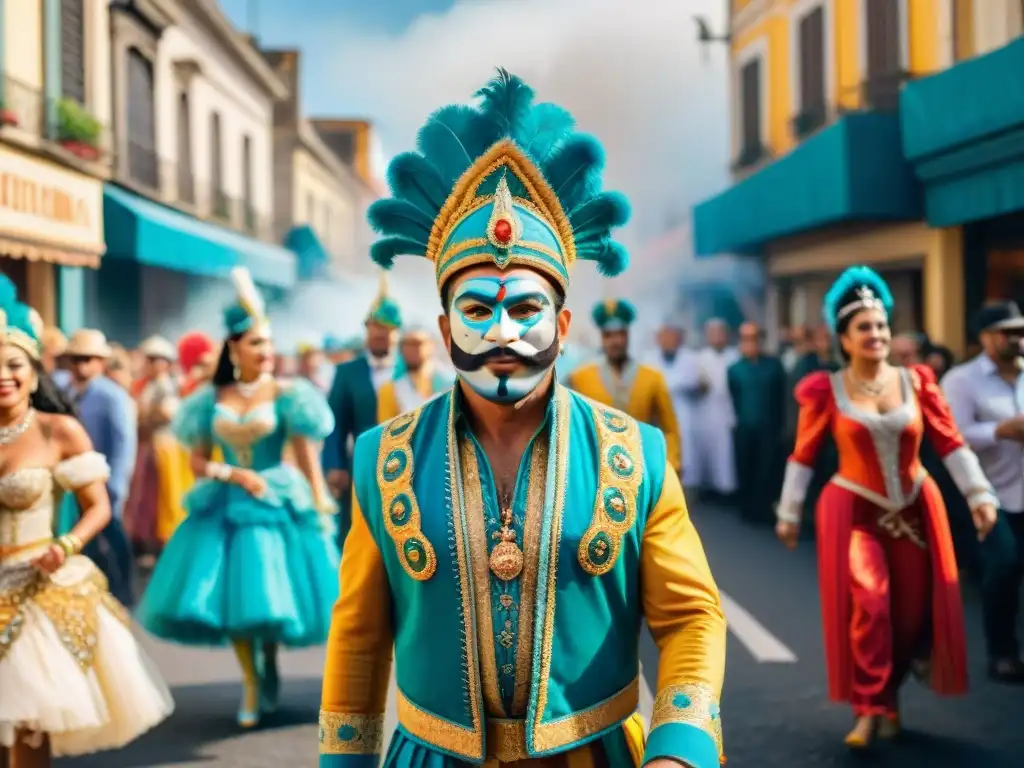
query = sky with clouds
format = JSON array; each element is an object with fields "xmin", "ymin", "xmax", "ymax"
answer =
[{"xmin": 216, "ymin": 0, "xmax": 735, "ymax": 341}]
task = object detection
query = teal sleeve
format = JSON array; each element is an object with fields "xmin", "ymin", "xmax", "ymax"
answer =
[
  {"xmin": 280, "ymin": 377, "xmax": 335, "ymax": 440},
  {"xmin": 643, "ymin": 721, "xmax": 721, "ymax": 768},
  {"xmin": 170, "ymin": 385, "xmax": 216, "ymax": 448}
]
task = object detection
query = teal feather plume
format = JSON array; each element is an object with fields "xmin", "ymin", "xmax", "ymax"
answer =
[
  {"xmin": 0, "ymin": 274, "xmax": 16, "ymax": 308},
  {"xmin": 822, "ymin": 265, "xmax": 894, "ymax": 332},
  {"xmin": 370, "ymin": 236, "xmax": 426, "ymax": 268},
  {"xmin": 386, "ymin": 153, "xmax": 450, "ymax": 215},
  {"xmin": 372, "ymin": 69, "xmax": 630, "ymax": 279},
  {"xmin": 367, "ymin": 198, "xmax": 434, "ymax": 242}
]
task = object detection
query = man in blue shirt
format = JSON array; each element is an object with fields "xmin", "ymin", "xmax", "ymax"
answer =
[{"xmin": 62, "ymin": 328, "xmax": 138, "ymax": 606}]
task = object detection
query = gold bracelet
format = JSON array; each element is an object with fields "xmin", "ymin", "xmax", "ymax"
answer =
[{"xmin": 55, "ymin": 534, "xmax": 82, "ymax": 558}]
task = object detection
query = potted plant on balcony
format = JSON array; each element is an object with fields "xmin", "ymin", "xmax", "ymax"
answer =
[
  {"xmin": 55, "ymin": 98, "xmax": 101, "ymax": 161},
  {"xmin": 0, "ymin": 101, "xmax": 18, "ymax": 128}
]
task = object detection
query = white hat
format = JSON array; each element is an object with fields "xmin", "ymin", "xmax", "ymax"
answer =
[
  {"xmin": 139, "ymin": 335, "xmax": 176, "ymax": 361},
  {"xmin": 65, "ymin": 329, "xmax": 112, "ymax": 358}
]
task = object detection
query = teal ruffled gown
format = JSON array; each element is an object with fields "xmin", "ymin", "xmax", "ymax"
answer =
[{"xmin": 137, "ymin": 379, "xmax": 340, "ymax": 647}]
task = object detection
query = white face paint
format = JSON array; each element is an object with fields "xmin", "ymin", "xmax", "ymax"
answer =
[{"xmin": 448, "ymin": 274, "xmax": 560, "ymax": 403}]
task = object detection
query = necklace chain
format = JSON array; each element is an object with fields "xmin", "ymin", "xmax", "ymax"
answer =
[
  {"xmin": 236, "ymin": 374, "xmax": 268, "ymax": 399},
  {"xmin": 0, "ymin": 408, "xmax": 34, "ymax": 446},
  {"xmin": 849, "ymin": 368, "xmax": 887, "ymax": 396}
]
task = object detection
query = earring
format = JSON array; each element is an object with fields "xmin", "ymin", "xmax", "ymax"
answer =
[
  {"xmin": 229, "ymin": 355, "xmax": 240, "ymax": 380},
  {"xmin": 30, "ymin": 379, "xmax": 38, "ymax": 393}
]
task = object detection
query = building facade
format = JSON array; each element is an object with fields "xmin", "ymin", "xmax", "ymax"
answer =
[
  {"xmin": 0, "ymin": 0, "xmax": 111, "ymax": 331},
  {"xmin": 99, "ymin": 0, "xmax": 297, "ymax": 345},
  {"xmin": 263, "ymin": 49, "xmax": 363, "ymax": 280},
  {"xmin": 693, "ymin": 0, "xmax": 981, "ymax": 354}
]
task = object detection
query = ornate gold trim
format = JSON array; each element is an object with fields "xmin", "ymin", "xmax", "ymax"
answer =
[
  {"xmin": 444, "ymin": 395, "xmax": 484, "ymax": 758},
  {"xmin": 378, "ymin": 409, "xmax": 437, "ymax": 581},
  {"xmin": 318, "ymin": 710, "xmax": 384, "ymax": 755},
  {"xmin": 513, "ymin": 439, "xmax": 547, "ymax": 716},
  {"xmin": 650, "ymin": 682, "xmax": 723, "ymax": 758},
  {"xmin": 460, "ymin": 437, "xmax": 506, "ymax": 717},
  {"xmin": 427, "ymin": 140, "xmax": 576, "ymax": 269},
  {"xmin": 578, "ymin": 404, "xmax": 644, "ymax": 576},
  {"xmin": 397, "ymin": 687, "xmax": 482, "ymax": 759},
  {"xmin": 532, "ymin": 384, "xmax": 572, "ymax": 743},
  {"xmin": 534, "ymin": 676, "xmax": 640, "ymax": 753}
]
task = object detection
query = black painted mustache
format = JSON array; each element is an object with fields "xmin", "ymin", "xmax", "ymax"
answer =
[{"xmin": 450, "ymin": 337, "xmax": 559, "ymax": 372}]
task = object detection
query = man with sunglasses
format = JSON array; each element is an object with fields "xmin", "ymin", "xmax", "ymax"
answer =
[{"xmin": 942, "ymin": 302, "xmax": 1024, "ymax": 683}]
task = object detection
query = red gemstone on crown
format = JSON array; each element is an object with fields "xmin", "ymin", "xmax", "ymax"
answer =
[{"xmin": 493, "ymin": 219, "xmax": 513, "ymax": 245}]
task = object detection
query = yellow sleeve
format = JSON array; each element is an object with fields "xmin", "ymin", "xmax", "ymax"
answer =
[
  {"xmin": 650, "ymin": 371, "xmax": 682, "ymax": 473},
  {"xmin": 376, "ymin": 382, "xmax": 398, "ymax": 424},
  {"xmin": 319, "ymin": 490, "xmax": 393, "ymax": 765},
  {"xmin": 641, "ymin": 464, "xmax": 726, "ymax": 768}
]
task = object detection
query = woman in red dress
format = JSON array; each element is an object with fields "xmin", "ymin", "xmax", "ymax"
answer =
[{"xmin": 776, "ymin": 266, "xmax": 998, "ymax": 747}]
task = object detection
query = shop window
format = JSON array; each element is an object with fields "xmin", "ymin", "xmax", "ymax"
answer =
[
  {"xmin": 126, "ymin": 49, "xmax": 157, "ymax": 190},
  {"xmin": 863, "ymin": 0, "xmax": 903, "ymax": 111},
  {"xmin": 177, "ymin": 93, "xmax": 194, "ymax": 203},
  {"xmin": 60, "ymin": 0, "xmax": 86, "ymax": 104},
  {"xmin": 794, "ymin": 5, "xmax": 827, "ymax": 138}
]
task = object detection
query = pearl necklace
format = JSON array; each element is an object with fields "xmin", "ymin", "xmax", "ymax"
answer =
[
  {"xmin": 0, "ymin": 408, "xmax": 34, "ymax": 446},
  {"xmin": 236, "ymin": 374, "xmax": 269, "ymax": 399}
]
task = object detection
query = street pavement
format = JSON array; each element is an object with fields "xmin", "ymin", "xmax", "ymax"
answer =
[{"xmin": 57, "ymin": 501, "xmax": 1024, "ymax": 767}]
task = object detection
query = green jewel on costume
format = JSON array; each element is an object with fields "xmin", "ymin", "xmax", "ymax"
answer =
[
  {"xmin": 592, "ymin": 298, "xmax": 637, "ymax": 332},
  {"xmin": 366, "ymin": 274, "xmax": 402, "ymax": 329},
  {"xmin": 319, "ymin": 70, "xmax": 726, "ymax": 768}
]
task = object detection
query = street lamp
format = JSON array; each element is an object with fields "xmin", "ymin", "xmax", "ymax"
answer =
[{"xmin": 693, "ymin": 16, "xmax": 730, "ymax": 62}]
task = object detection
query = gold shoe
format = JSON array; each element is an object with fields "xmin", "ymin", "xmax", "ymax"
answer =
[
  {"xmin": 844, "ymin": 716, "xmax": 876, "ymax": 748},
  {"xmin": 877, "ymin": 714, "xmax": 900, "ymax": 740}
]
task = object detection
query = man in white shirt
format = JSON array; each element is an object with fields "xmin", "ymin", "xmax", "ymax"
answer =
[
  {"xmin": 646, "ymin": 320, "xmax": 702, "ymax": 482},
  {"xmin": 692, "ymin": 318, "xmax": 740, "ymax": 499},
  {"xmin": 942, "ymin": 302, "xmax": 1024, "ymax": 683}
]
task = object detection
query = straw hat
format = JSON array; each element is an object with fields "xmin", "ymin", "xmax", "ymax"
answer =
[
  {"xmin": 139, "ymin": 335, "xmax": 177, "ymax": 361},
  {"xmin": 65, "ymin": 329, "xmax": 112, "ymax": 358},
  {"xmin": 40, "ymin": 326, "xmax": 67, "ymax": 355}
]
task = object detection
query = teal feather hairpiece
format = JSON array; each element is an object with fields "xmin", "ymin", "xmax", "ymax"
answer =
[
  {"xmin": 369, "ymin": 68, "xmax": 631, "ymax": 292},
  {"xmin": 592, "ymin": 298, "xmax": 637, "ymax": 330},
  {"xmin": 822, "ymin": 266, "xmax": 894, "ymax": 333}
]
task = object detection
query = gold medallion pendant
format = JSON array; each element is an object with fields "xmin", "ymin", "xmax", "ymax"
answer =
[{"xmin": 489, "ymin": 507, "xmax": 524, "ymax": 581}]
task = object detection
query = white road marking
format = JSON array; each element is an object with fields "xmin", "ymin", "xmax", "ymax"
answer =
[{"xmin": 720, "ymin": 589, "xmax": 798, "ymax": 663}]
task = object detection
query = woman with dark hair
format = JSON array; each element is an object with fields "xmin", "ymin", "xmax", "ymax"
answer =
[
  {"xmin": 137, "ymin": 268, "xmax": 339, "ymax": 729},
  {"xmin": 776, "ymin": 266, "xmax": 998, "ymax": 748},
  {"xmin": 0, "ymin": 279, "xmax": 172, "ymax": 766}
]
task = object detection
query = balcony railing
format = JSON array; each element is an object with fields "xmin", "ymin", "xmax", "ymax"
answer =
[
  {"xmin": 790, "ymin": 102, "xmax": 829, "ymax": 141},
  {"xmin": 212, "ymin": 187, "xmax": 230, "ymax": 222},
  {"xmin": 195, "ymin": 182, "xmax": 273, "ymax": 241},
  {"xmin": 731, "ymin": 141, "xmax": 771, "ymax": 172},
  {"xmin": 0, "ymin": 74, "xmax": 112, "ymax": 165},
  {"xmin": 126, "ymin": 140, "xmax": 160, "ymax": 192}
]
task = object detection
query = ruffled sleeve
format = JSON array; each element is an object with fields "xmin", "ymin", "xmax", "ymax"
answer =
[
  {"xmin": 911, "ymin": 364, "xmax": 999, "ymax": 511},
  {"xmin": 278, "ymin": 378, "xmax": 335, "ymax": 441},
  {"xmin": 53, "ymin": 451, "xmax": 111, "ymax": 491},
  {"xmin": 777, "ymin": 371, "xmax": 835, "ymax": 524},
  {"xmin": 171, "ymin": 385, "xmax": 216, "ymax": 449}
]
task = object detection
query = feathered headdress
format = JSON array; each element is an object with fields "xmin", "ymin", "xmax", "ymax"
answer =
[
  {"xmin": 223, "ymin": 267, "xmax": 271, "ymax": 336},
  {"xmin": 592, "ymin": 298, "xmax": 637, "ymax": 331},
  {"xmin": 822, "ymin": 266, "xmax": 894, "ymax": 333},
  {"xmin": 368, "ymin": 68, "xmax": 631, "ymax": 294},
  {"xmin": 0, "ymin": 275, "xmax": 43, "ymax": 359},
  {"xmin": 366, "ymin": 272, "xmax": 402, "ymax": 329}
]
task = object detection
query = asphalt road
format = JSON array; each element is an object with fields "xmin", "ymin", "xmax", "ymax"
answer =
[{"xmin": 57, "ymin": 501, "xmax": 1024, "ymax": 767}]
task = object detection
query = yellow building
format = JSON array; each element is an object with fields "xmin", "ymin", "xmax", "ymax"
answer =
[
  {"xmin": 0, "ymin": 0, "xmax": 110, "ymax": 329},
  {"xmin": 693, "ymin": 0, "xmax": 1024, "ymax": 357}
]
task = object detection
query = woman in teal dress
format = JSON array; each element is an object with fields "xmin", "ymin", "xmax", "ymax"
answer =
[{"xmin": 137, "ymin": 268, "xmax": 340, "ymax": 729}]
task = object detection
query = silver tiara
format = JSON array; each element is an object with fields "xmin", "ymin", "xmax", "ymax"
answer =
[{"xmin": 836, "ymin": 285, "xmax": 887, "ymax": 322}]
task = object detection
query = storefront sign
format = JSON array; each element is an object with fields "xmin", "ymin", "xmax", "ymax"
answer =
[{"xmin": 0, "ymin": 145, "xmax": 104, "ymax": 263}]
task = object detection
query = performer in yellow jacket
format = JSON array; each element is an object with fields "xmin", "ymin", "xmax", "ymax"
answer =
[
  {"xmin": 319, "ymin": 70, "xmax": 726, "ymax": 768},
  {"xmin": 567, "ymin": 299, "xmax": 682, "ymax": 474},
  {"xmin": 376, "ymin": 328, "xmax": 451, "ymax": 422}
]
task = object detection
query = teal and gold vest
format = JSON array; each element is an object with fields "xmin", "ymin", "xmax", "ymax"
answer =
[{"xmin": 351, "ymin": 383, "xmax": 667, "ymax": 761}]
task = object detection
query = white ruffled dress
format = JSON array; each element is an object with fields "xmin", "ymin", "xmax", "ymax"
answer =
[{"xmin": 0, "ymin": 451, "xmax": 173, "ymax": 755}]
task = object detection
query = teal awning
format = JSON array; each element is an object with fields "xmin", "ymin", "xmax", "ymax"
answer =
[
  {"xmin": 901, "ymin": 38, "xmax": 1024, "ymax": 227},
  {"xmin": 283, "ymin": 225, "xmax": 330, "ymax": 280},
  {"xmin": 693, "ymin": 113, "xmax": 922, "ymax": 256},
  {"xmin": 103, "ymin": 184, "xmax": 296, "ymax": 288}
]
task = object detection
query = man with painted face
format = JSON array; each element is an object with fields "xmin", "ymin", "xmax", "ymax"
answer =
[
  {"xmin": 568, "ymin": 299, "xmax": 682, "ymax": 475},
  {"xmin": 323, "ymin": 276, "xmax": 401, "ymax": 547},
  {"xmin": 318, "ymin": 70, "xmax": 726, "ymax": 768}
]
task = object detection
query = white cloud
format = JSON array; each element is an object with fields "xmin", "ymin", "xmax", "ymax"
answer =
[{"xmin": 329, "ymin": 0, "xmax": 736, "ymax": 342}]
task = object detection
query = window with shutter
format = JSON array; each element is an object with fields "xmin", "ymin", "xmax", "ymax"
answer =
[
  {"xmin": 60, "ymin": 0, "xmax": 86, "ymax": 103},
  {"xmin": 864, "ymin": 0, "xmax": 901, "ymax": 110},
  {"xmin": 740, "ymin": 58, "xmax": 762, "ymax": 155},
  {"xmin": 177, "ymin": 94, "xmax": 194, "ymax": 203},
  {"xmin": 126, "ymin": 49, "xmax": 157, "ymax": 190},
  {"xmin": 798, "ymin": 6, "xmax": 826, "ymax": 130},
  {"xmin": 242, "ymin": 136, "xmax": 254, "ymax": 232},
  {"xmin": 210, "ymin": 113, "xmax": 226, "ymax": 219}
]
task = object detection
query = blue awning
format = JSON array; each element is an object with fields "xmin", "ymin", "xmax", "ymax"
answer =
[
  {"xmin": 692, "ymin": 113, "xmax": 923, "ymax": 256},
  {"xmin": 283, "ymin": 225, "xmax": 330, "ymax": 280},
  {"xmin": 103, "ymin": 184, "xmax": 296, "ymax": 288},
  {"xmin": 900, "ymin": 38, "xmax": 1024, "ymax": 226}
]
